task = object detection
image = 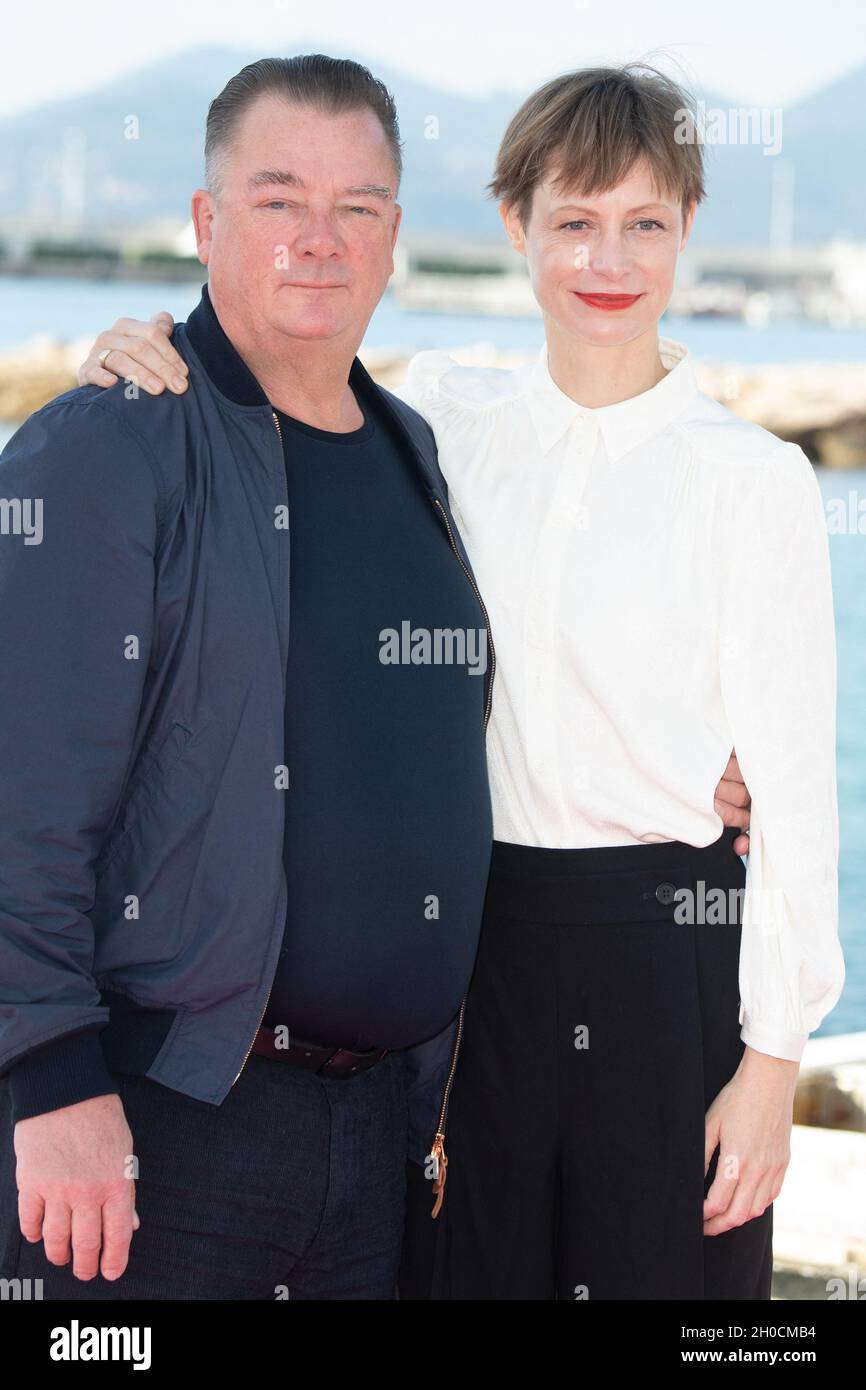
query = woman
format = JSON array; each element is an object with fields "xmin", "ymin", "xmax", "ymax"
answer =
[{"xmin": 78, "ymin": 63, "xmax": 843, "ymax": 1300}]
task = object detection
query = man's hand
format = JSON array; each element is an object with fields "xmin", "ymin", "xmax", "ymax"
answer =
[
  {"xmin": 14, "ymin": 1093, "xmax": 140, "ymax": 1281},
  {"xmin": 714, "ymin": 748, "xmax": 751, "ymax": 856},
  {"xmin": 78, "ymin": 312, "xmax": 186, "ymax": 395}
]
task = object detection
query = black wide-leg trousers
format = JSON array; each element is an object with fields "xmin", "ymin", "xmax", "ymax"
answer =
[{"xmin": 400, "ymin": 825, "xmax": 774, "ymax": 1301}]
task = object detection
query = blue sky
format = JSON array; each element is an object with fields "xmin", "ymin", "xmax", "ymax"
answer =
[{"xmin": 2, "ymin": 0, "xmax": 865, "ymax": 118}]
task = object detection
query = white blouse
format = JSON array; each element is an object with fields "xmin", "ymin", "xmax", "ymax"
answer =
[{"xmin": 391, "ymin": 335, "xmax": 844, "ymax": 1064}]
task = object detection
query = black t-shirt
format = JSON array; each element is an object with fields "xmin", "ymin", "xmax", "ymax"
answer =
[{"xmin": 262, "ymin": 387, "xmax": 492, "ymax": 1050}]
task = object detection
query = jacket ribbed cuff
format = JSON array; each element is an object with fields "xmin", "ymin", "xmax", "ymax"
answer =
[{"xmin": 7, "ymin": 1028, "xmax": 119, "ymax": 1124}]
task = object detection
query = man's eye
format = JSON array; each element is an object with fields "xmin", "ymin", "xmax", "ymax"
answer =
[
  {"xmin": 348, "ymin": 206, "xmax": 375, "ymax": 215},
  {"xmin": 265, "ymin": 201, "xmax": 289, "ymax": 210}
]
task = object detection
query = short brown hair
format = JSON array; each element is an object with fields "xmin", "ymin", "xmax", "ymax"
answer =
[
  {"xmin": 487, "ymin": 63, "xmax": 705, "ymax": 232},
  {"xmin": 204, "ymin": 54, "xmax": 403, "ymax": 195}
]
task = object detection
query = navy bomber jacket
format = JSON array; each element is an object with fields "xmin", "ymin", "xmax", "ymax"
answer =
[{"xmin": 0, "ymin": 287, "xmax": 495, "ymax": 1168}]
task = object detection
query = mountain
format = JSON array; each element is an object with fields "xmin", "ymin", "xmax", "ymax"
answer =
[{"xmin": 0, "ymin": 43, "xmax": 862, "ymax": 245}]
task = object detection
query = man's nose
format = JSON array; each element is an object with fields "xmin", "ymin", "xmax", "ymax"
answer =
[{"xmin": 292, "ymin": 212, "xmax": 345, "ymax": 257}]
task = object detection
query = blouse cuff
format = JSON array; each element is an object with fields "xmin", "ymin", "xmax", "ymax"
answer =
[{"xmin": 740, "ymin": 1014, "xmax": 809, "ymax": 1063}]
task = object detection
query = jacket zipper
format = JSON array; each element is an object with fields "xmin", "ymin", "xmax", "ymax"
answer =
[
  {"xmin": 429, "ymin": 495, "xmax": 496, "ymax": 1216},
  {"xmin": 230, "ymin": 408, "xmax": 284, "ymax": 1087},
  {"xmin": 231, "ymin": 976, "xmax": 273, "ymax": 1086}
]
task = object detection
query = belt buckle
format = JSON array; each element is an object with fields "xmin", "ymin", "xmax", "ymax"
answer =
[{"xmin": 319, "ymin": 1046, "xmax": 387, "ymax": 1078}]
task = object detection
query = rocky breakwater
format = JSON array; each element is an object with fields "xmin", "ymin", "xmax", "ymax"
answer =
[
  {"xmin": 2, "ymin": 339, "xmax": 865, "ymax": 469},
  {"xmin": 695, "ymin": 359, "xmax": 866, "ymax": 469}
]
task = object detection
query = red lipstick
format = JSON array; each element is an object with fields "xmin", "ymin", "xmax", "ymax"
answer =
[{"xmin": 574, "ymin": 292, "xmax": 642, "ymax": 311}]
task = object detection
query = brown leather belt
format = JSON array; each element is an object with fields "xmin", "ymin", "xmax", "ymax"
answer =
[{"xmin": 250, "ymin": 1024, "xmax": 388, "ymax": 1078}]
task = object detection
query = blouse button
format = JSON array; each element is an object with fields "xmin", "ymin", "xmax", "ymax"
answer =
[{"xmin": 655, "ymin": 882, "xmax": 677, "ymax": 905}]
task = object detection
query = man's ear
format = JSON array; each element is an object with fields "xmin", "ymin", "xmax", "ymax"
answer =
[
  {"xmin": 191, "ymin": 189, "xmax": 215, "ymax": 266},
  {"xmin": 390, "ymin": 202, "xmax": 403, "ymax": 252},
  {"xmin": 384, "ymin": 202, "xmax": 403, "ymax": 282}
]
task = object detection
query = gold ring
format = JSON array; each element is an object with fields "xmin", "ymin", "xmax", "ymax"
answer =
[{"xmin": 97, "ymin": 348, "xmax": 114, "ymax": 369}]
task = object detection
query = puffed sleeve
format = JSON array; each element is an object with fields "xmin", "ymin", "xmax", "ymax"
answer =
[
  {"xmin": 389, "ymin": 351, "xmax": 489, "ymax": 499},
  {"xmin": 389, "ymin": 349, "xmax": 461, "ymax": 413},
  {"xmin": 718, "ymin": 441, "xmax": 844, "ymax": 1062}
]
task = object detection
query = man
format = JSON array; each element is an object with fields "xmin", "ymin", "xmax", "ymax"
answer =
[{"xmin": 0, "ymin": 53, "xmax": 750, "ymax": 1300}]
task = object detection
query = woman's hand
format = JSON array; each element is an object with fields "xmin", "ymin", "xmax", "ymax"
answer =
[
  {"xmin": 78, "ymin": 312, "xmax": 187, "ymax": 395},
  {"xmin": 702, "ymin": 1045, "xmax": 799, "ymax": 1234}
]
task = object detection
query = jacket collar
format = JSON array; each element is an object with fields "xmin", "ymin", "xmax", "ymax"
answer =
[
  {"xmin": 524, "ymin": 335, "xmax": 699, "ymax": 462},
  {"xmin": 181, "ymin": 285, "xmax": 490, "ymax": 716},
  {"xmin": 183, "ymin": 284, "xmax": 446, "ymax": 498},
  {"xmin": 184, "ymin": 283, "xmax": 267, "ymax": 406}
]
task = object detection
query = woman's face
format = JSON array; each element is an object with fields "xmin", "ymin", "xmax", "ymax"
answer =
[{"xmin": 501, "ymin": 155, "xmax": 695, "ymax": 348}]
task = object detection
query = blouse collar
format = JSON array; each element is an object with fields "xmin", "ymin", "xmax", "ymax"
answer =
[{"xmin": 525, "ymin": 334, "xmax": 699, "ymax": 462}]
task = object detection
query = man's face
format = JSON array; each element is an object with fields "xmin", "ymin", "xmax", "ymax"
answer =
[
  {"xmin": 193, "ymin": 94, "xmax": 402, "ymax": 346},
  {"xmin": 502, "ymin": 155, "xmax": 695, "ymax": 348}
]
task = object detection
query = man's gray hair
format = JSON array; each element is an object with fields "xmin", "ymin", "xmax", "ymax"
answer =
[{"xmin": 204, "ymin": 54, "xmax": 403, "ymax": 196}]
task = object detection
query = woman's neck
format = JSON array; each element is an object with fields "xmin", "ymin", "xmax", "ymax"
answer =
[{"xmin": 544, "ymin": 320, "xmax": 670, "ymax": 409}]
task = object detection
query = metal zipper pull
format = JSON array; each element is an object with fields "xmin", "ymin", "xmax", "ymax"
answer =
[
  {"xmin": 430, "ymin": 1132, "xmax": 448, "ymax": 1218},
  {"xmin": 427, "ymin": 995, "xmax": 467, "ymax": 1217}
]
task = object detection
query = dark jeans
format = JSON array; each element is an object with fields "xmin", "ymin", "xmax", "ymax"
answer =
[{"xmin": 0, "ymin": 1047, "xmax": 408, "ymax": 1300}]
